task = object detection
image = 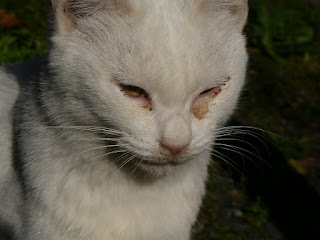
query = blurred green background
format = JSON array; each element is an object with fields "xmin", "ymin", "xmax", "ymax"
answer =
[{"xmin": 1, "ymin": 0, "xmax": 319, "ymax": 239}]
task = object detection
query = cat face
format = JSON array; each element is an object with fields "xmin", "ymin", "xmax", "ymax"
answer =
[{"xmin": 50, "ymin": 0, "xmax": 248, "ymax": 175}]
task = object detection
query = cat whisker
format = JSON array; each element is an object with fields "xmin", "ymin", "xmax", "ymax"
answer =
[
  {"xmin": 210, "ymin": 149, "xmax": 244, "ymax": 177},
  {"xmin": 117, "ymin": 155, "xmax": 137, "ymax": 172},
  {"xmin": 215, "ymin": 125, "xmax": 284, "ymax": 144},
  {"xmin": 207, "ymin": 146, "xmax": 239, "ymax": 168},
  {"xmin": 89, "ymin": 149, "xmax": 129, "ymax": 161},
  {"xmin": 215, "ymin": 137, "xmax": 261, "ymax": 153},
  {"xmin": 214, "ymin": 142, "xmax": 263, "ymax": 162},
  {"xmin": 215, "ymin": 129, "xmax": 271, "ymax": 152},
  {"xmin": 129, "ymin": 157, "xmax": 144, "ymax": 176},
  {"xmin": 76, "ymin": 130, "xmax": 122, "ymax": 138},
  {"xmin": 114, "ymin": 152, "xmax": 131, "ymax": 163},
  {"xmin": 109, "ymin": 152, "xmax": 136, "ymax": 178},
  {"xmin": 215, "ymin": 128, "xmax": 265, "ymax": 138},
  {"xmin": 207, "ymin": 160, "xmax": 224, "ymax": 180},
  {"xmin": 75, "ymin": 144, "xmax": 129, "ymax": 157},
  {"xmin": 76, "ymin": 137, "xmax": 122, "ymax": 142},
  {"xmin": 67, "ymin": 126, "xmax": 122, "ymax": 135},
  {"xmin": 28, "ymin": 125, "xmax": 123, "ymax": 136},
  {"xmin": 215, "ymin": 137, "xmax": 265, "ymax": 161},
  {"xmin": 215, "ymin": 125, "xmax": 270, "ymax": 134}
]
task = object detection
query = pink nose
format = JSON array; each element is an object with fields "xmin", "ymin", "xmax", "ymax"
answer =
[
  {"xmin": 161, "ymin": 142, "xmax": 188, "ymax": 157},
  {"xmin": 160, "ymin": 114, "xmax": 191, "ymax": 157}
]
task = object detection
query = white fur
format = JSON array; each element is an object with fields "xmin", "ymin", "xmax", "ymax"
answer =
[
  {"xmin": 0, "ymin": 69, "xmax": 23, "ymax": 237},
  {"xmin": 0, "ymin": 1, "xmax": 248, "ymax": 239}
]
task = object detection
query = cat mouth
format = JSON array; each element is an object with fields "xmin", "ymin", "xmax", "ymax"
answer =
[
  {"xmin": 140, "ymin": 160, "xmax": 180, "ymax": 167},
  {"xmin": 138, "ymin": 160, "xmax": 182, "ymax": 176}
]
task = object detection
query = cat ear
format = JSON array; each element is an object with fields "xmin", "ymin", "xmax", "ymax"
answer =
[
  {"xmin": 51, "ymin": 0, "xmax": 75, "ymax": 34},
  {"xmin": 51, "ymin": 0, "xmax": 132, "ymax": 35},
  {"xmin": 198, "ymin": 0, "xmax": 248, "ymax": 30},
  {"xmin": 219, "ymin": 0, "xmax": 248, "ymax": 29}
]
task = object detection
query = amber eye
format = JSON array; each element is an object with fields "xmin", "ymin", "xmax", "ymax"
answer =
[{"xmin": 120, "ymin": 84, "xmax": 148, "ymax": 98}]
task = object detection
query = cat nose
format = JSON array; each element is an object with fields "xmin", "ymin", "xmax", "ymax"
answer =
[
  {"xmin": 161, "ymin": 142, "xmax": 188, "ymax": 157},
  {"xmin": 160, "ymin": 114, "xmax": 191, "ymax": 157}
]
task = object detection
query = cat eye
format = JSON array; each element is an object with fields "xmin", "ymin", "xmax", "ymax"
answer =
[
  {"xmin": 120, "ymin": 84, "xmax": 148, "ymax": 98},
  {"xmin": 199, "ymin": 86, "xmax": 222, "ymax": 97},
  {"xmin": 119, "ymin": 84, "xmax": 152, "ymax": 109},
  {"xmin": 199, "ymin": 77, "xmax": 230, "ymax": 97}
]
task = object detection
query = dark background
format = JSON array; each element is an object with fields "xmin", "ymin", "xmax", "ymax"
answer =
[{"xmin": 1, "ymin": 0, "xmax": 319, "ymax": 239}]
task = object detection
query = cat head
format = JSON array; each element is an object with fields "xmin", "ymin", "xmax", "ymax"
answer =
[{"xmin": 49, "ymin": 0, "xmax": 248, "ymax": 176}]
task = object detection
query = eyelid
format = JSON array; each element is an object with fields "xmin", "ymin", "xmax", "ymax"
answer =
[
  {"xmin": 200, "ymin": 86, "xmax": 219, "ymax": 95},
  {"xmin": 199, "ymin": 76, "xmax": 230, "ymax": 95}
]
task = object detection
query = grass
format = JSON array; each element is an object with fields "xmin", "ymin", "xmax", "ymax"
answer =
[
  {"xmin": 1, "ymin": 0, "xmax": 319, "ymax": 239},
  {"xmin": 0, "ymin": 0, "xmax": 48, "ymax": 64},
  {"xmin": 192, "ymin": 170, "xmax": 270, "ymax": 240},
  {"xmin": 238, "ymin": 0, "xmax": 320, "ymax": 182}
]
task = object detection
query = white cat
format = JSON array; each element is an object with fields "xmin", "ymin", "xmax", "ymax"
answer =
[{"xmin": 0, "ymin": 0, "xmax": 248, "ymax": 239}]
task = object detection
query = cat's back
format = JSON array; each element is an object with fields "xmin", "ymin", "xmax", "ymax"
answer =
[{"xmin": 0, "ymin": 68, "xmax": 22, "ymax": 239}]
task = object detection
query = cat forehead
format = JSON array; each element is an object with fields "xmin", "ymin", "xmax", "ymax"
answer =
[
  {"xmin": 105, "ymin": 2, "xmax": 235, "ymax": 81},
  {"xmin": 113, "ymin": 27, "xmax": 230, "ymax": 96},
  {"xmin": 118, "ymin": 23, "xmax": 232, "ymax": 92},
  {"xmin": 78, "ymin": 1, "xmax": 239, "ymax": 102}
]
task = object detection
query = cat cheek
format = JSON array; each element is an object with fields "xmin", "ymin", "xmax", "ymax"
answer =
[
  {"xmin": 125, "ymin": 96, "xmax": 151, "ymax": 110},
  {"xmin": 191, "ymin": 89, "xmax": 221, "ymax": 119},
  {"xmin": 191, "ymin": 100, "xmax": 209, "ymax": 120}
]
